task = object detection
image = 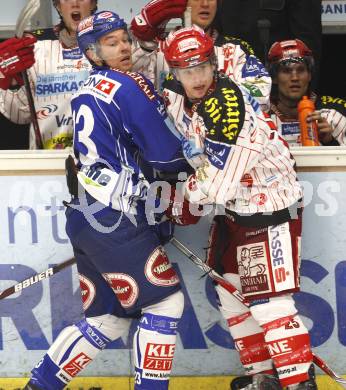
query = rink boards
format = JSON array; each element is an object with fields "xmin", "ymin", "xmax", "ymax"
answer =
[{"xmin": 0, "ymin": 149, "xmax": 346, "ymax": 388}]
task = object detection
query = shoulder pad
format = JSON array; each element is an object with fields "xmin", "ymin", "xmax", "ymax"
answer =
[
  {"xmin": 317, "ymin": 95, "xmax": 346, "ymax": 116},
  {"xmin": 198, "ymin": 76, "xmax": 245, "ymax": 145},
  {"xmin": 30, "ymin": 28, "xmax": 58, "ymax": 41},
  {"xmin": 215, "ymin": 34, "xmax": 255, "ymax": 56},
  {"xmin": 162, "ymin": 74, "xmax": 185, "ymax": 96}
]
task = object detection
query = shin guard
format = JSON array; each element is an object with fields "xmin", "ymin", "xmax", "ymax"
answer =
[
  {"xmin": 30, "ymin": 315, "xmax": 130, "ymax": 390},
  {"xmin": 133, "ymin": 291, "xmax": 184, "ymax": 389},
  {"xmin": 250, "ymin": 297, "xmax": 313, "ymax": 387},
  {"xmin": 230, "ymin": 312, "xmax": 273, "ymax": 375},
  {"xmin": 216, "ymin": 274, "xmax": 273, "ymax": 375}
]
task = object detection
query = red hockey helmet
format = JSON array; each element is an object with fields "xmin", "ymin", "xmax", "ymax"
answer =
[
  {"xmin": 268, "ymin": 39, "xmax": 314, "ymax": 75},
  {"xmin": 164, "ymin": 25, "xmax": 214, "ymax": 69}
]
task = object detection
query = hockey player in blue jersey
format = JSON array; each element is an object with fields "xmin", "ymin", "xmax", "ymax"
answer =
[{"xmin": 24, "ymin": 11, "xmax": 189, "ymax": 390}]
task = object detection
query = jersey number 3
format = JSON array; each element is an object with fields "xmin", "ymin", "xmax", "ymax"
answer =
[{"xmin": 73, "ymin": 104, "xmax": 98, "ymax": 165}]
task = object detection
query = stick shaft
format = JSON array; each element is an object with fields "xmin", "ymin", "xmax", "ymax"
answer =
[
  {"xmin": 170, "ymin": 237, "xmax": 247, "ymax": 304},
  {"xmin": 16, "ymin": 0, "xmax": 43, "ymax": 149},
  {"xmin": 0, "ymin": 257, "xmax": 76, "ymax": 300},
  {"xmin": 183, "ymin": 7, "xmax": 192, "ymax": 28}
]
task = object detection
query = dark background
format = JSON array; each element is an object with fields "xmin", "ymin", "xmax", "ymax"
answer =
[{"xmin": 319, "ymin": 34, "xmax": 345, "ymax": 98}]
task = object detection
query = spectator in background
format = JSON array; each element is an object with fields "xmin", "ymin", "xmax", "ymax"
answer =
[
  {"xmin": 217, "ymin": 0, "xmax": 322, "ymax": 88},
  {"xmin": 0, "ymin": 38, "xmax": 30, "ymax": 149},
  {"xmin": 268, "ymin": 39, "xmax": 346, "ymax": 146},
  {"xmin": 0, "ymin": 0, "xmax": 98, "ymax": 149}
]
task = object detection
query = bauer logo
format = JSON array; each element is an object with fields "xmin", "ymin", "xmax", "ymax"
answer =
[{"xmin": 14, "ymin": 268, "xmax": 54, "ymax": 292}]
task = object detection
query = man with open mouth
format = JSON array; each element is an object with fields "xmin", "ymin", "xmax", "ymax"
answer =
[{"xmin": 0, "ymin": 0, "xmax": 98, "ymax": 149}]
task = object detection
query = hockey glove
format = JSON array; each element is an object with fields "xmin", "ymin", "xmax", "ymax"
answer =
[
  {"xmin": 131, "ymin": 0, "xmax": 187, "ymax": 41},
  {"xmin": 0, "ymin": 36, "xmax": 36, "ymax": 90},
  {"xmin": 165, "ymin": 185, "xmax": 201, "ymax": 226},
  {"xmin": 152, "ymin": 215, "xmax": 175, "ymax": 245},
  {"xmin": 65, "ymin": 155, "xmax": 79, "ymax": 197}
]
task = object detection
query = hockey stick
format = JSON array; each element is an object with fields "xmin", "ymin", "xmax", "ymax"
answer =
[
  {"xmin": 312, "ymin": 353, "xmax": 346, "ymax": 388},
  {"xmin": 170, "ymin": 236, "xmax": 346, "ymax": 387},
  {"xmin": 170, "ymin": 236, "xmax": 247, "ymax": 305},
  {"xmin": 15, "ymin": 0, "xmax": 43, "ymax": 149},
  {"xmin": 183, "ymin": 7, "xmax": 192, "ymax": 28},
  {"xmin": 0, "ymin": 257, "xmax": 76, "ymax": 301}
]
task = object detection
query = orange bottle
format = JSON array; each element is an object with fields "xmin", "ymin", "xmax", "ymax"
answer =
[{"xmin": 298, "ymin": 96, "xmax": 319, "ymax": 146}]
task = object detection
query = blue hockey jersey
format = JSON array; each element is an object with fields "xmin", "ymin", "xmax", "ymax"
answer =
[{"xmin": 71, "ymin": 68, "xmax": 186, "ymax": 214}]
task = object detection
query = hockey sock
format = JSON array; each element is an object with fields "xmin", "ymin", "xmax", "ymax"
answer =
[
  {"xmin": 30, "ymin": 314, "xmax": 130, "ymax": 390},
  {"xmin": 216, "ymin": 273, "xmax": 273, "ymax": 375},
  {"xmin": 250, "ymin": 296, "xmax": 313, "ymax": 387},
  {"xmin": 133, "ymin": 291, "xmax": 184, "ymax": 390}
]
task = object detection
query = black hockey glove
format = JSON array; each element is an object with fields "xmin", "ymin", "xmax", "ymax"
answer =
[{"xmin": 65, "ymin": 155, "xmax": 79, "ymax": 197}]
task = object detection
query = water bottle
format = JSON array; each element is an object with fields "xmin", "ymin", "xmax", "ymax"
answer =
[{"xmin": 298, "ymin": 96, "xmax": 319, "ymax": 146}]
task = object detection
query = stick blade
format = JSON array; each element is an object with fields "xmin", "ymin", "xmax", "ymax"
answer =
[{"xmin": 312, "ymin": 353, "xmax": 346, "ymax": 387}]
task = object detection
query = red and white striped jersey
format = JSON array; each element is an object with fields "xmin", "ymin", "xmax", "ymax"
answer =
[
  {"xmin": 269, "ymin": 95, "xmax": 346, "ymax": 146},
  {"xmin": 138, "ymin": 29, "xmax": 272, "ymax": 110},
  {"xmin": 185, "ymin": 77, "xmax": 303, "ymax": 214},
  {"xmin": 161, "ymin": 32, "xmax": 272, "ymax": 169},
  {"xmin": 0, "ymin": 31, "xmax": 91, "ymax": 149},
  {"xmin": 319, "ymin": 107, "xmax": 346, "ymax": 145}
]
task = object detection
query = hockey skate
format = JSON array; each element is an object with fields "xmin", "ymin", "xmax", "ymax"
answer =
[
  {"xmin": 287, "ymin": 364, "xmax": 318, "ymax": 390},
  {"xmin": 231, "ymin": 373, "xmax": 282, "ymax": 389}
]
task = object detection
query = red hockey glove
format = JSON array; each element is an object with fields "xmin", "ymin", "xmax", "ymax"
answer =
[
  {"xmin": 131, "ymin": 0, "xmax": 187, "ymax": 41},
  {"xmin": 165, "ymin": 185, "xmax": 201, "ymax": 226},
  {"xmin": 0, "ymin": 36, "xmax": 36, "ymax": 90},
  {"xmin": 0, "ymin": 73, "xmax": 26, "ymax": 90}
]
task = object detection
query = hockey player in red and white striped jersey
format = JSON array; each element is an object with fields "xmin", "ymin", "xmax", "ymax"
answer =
[
  {"xmin": 267, "ymin": 39, "xmax": 346, "ymax": 147},
  {"xmin": 0, "ymin": 0, "xmax": 98, "ymax": 149},
  {"xmin": 130, "ymin": 0, "xmax": 271, "ymax": 110},
  {"xmin": 163, "ymin": 26, "xmax": 318, "ymax": 390}
]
